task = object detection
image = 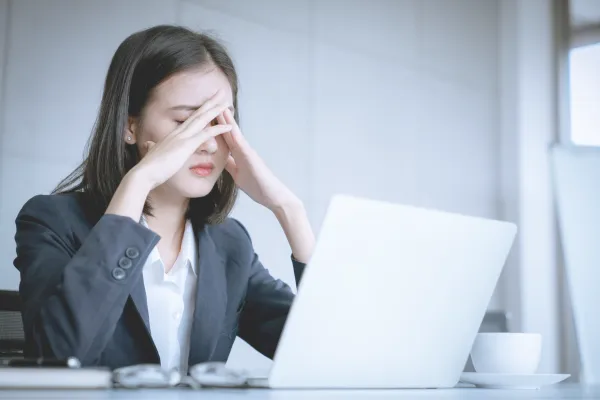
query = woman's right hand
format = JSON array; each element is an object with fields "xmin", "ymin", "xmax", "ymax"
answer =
[
  {"xmin": 105, "ymin": 93, "xmax": 231, "ymax": 220},
  {"xmin": 132, "ymin": 99, "xmax": 232, "ymax": 191}
]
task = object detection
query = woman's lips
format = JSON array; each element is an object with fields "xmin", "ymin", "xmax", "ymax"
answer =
[{"xmin": 190, "ymin": 163, "xmax": 214, "ymax": 177}]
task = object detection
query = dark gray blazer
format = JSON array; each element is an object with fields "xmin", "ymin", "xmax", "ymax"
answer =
[{"xmin": 13, "ymin": 192, "xmax": 305, "ymax": 370}]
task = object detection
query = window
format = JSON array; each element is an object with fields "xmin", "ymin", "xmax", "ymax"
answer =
[{"xmin": 569, "ymin": 43, "xmax": 600, "ymax": 146}]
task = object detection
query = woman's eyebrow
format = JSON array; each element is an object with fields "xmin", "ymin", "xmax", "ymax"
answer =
[{"xmin": 169, "ymin": 104, "xmax": 235, "ymax": 113}]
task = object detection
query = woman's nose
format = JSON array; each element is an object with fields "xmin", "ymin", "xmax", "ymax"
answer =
[{"xmin": 197, "ymin": 135, "xmax": 218, "ymax": 154}]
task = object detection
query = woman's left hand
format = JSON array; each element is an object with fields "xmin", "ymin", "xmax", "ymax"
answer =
[
  {"xmin": 218, "ymin": 109, "xmax": 298, "ymax": 211},
  {"xmin": 219, "ymin": 109, "xmax": 316, "ymax": 262}
]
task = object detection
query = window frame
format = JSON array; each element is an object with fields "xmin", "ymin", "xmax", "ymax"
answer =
[{"xmin": 566, "ymin": 27, "xmax": 600, "ymax": 147}]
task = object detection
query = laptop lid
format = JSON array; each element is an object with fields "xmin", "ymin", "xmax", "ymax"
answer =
[{"xmin": 267, "ymin": 195, "xmax": 516, "ymax": 389}]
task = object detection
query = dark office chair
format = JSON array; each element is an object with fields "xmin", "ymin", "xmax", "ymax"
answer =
[{"xmin": 0, "ymin": 290, "xmax": 25, "ymax": 359}]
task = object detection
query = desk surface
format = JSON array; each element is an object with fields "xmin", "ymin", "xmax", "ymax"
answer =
[{"xmin": 0, "ymin": 384, "xmax": 598, "ymax": 399}]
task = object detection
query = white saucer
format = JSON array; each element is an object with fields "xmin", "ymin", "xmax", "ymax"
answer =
[{"xmin": 460, "ymin": 372, "xmax": 570, "ymax": 390}]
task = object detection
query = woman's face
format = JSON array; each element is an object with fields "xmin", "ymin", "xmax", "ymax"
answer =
[{"xmin": 129, "ymin": 67, "xmax": 234, "ymax": 199}]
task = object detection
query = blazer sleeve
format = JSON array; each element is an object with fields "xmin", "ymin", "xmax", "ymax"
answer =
[
  {"xmin": 233, "ymin": 220, "xmax": 306, "ymax": 359},
  {"xmin": 13, "ymin": 195, "xmax": 160, "ymax": 365}
]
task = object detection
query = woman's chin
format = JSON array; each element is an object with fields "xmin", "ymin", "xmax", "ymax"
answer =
[
  {"xmin": 164, "ymin": 173, "xmax": 220, "ymax": 199},
  {"xmin": 180, "ymin": 185, "xmax": 215, "ymax": 199}
]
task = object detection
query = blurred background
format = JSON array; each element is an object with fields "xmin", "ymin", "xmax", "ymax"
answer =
[{"xmin": 0, "ymin": 0, "xmax": 598, "ymax": 384}]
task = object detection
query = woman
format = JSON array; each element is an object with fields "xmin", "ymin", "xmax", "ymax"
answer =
[{"xmin": 13, "ymin": 25, "xmax": 315, "ymax": 373}]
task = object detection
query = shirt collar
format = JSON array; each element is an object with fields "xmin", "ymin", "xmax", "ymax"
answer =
[
  {"xmin": 181, "ymin": 219, "xmax": 198, "ymax": 276},
  {"xmin": 140, "ymin": 216, "xmax": 198, "ymax": 276}
]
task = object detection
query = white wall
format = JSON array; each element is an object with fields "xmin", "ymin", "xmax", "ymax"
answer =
[
  {"xmin": 177, "ymin": 0, "xmax": 502, "ymax": 297},
  {"xmin": 0, "ymin": 0, "xmax": 6, "ymax": 124},
  {"xmin": 0, "ymin": 0, "xmax": 503, "ymax": 370},
  {"xmin": 0, "ymin": 0, "xmax": 179, "ymax": 289},
  {"xmin": 498, "ymin": 0, "xmax": 564, "ymax": 374},
  {"xmin": 0, "ymin": 0, "xmax": 12, "ymax": 288}
]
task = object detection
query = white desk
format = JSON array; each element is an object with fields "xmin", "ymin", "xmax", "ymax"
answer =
[{"xmin": 0, "ymin": 384, "xmax": 597, "ymax": 399}]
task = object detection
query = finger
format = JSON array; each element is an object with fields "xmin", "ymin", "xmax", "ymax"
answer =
[
  {"xmin": 187, "ymin": 123, "xmax": 232, "ymax": 146},
  {"xmin": 225, "ymin": 155, "xmax": 237, "ymax": 176},
  {"xmin": 222, "ymin": 131, "xmax": 235, "ymax": 151},
  {"xmin": 216, "ymin": 113, "xmax": 234, "ymax": 146},
  {"xmin": 219, "ymin": 118, "xmax": 235, "ymax": 150},
  {"xmin": 223, "ymin": 108, "xmax": 244, "ymax": 141},
  {"xmin": 176, "ymin": 101, "xmax": 225, "ymax": 134},
  {"xmin": 222, "ymin": 109, "xmax": 238, "ymax": 132},
  {"xmin": 223, "ymin": 109, "xmax": 247, "ymax": 147},
  {"xmin": 192, "ymin": 89, "xmax": 227, "ymax": 116},
  {"xmin": 180, "ymin": 104, "xmax": 229, "ymax": 138},
  {"xmin": 144, "ymin": 141, "xmax": 156, "ymax": 153},
  {"xmin": 187, "ymin": 89, "xmax": 225, "ymax": 118},
  {"xmin": 216, "ymin": 113, "xmax": 227, "ymax": 126},
  {"xmin": 174, "ymin": 93, "xmax": 228, "ymax": 134}
]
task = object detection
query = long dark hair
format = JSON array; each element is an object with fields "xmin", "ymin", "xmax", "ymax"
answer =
[{"xmin": 54, "ymin": 25, "xmax": 238, "ymax": 226}]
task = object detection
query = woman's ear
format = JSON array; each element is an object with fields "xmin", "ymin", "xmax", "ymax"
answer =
[{"xmin": 124, "ymin": 116, "xmax": 138, "ymax": 144}]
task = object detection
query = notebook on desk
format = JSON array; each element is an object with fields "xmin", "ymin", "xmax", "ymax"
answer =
[{"xmin": 0, "ymin": 367, "xmax": 112, "ymax": 389}]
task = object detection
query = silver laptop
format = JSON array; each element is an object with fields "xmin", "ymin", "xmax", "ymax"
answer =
[{"xmin": 248, "ymin": 194, "xmax": 517, "ymax": 389}]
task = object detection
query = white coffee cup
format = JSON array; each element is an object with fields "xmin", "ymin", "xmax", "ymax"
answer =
[{"xmin": 470, "ymin": 332, "xmax": 542, "ymax": 374}]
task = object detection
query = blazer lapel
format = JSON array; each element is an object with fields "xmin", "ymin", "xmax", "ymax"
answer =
[
  {"xmin": 129, "ymin": 275, "xmax": 151, "ymax": 334},
  {"xmin": 128, "ymin": 216, "xmax": 157, "ymax": 336},
  {"xmin": 129, "ymin": 273, "xmax": 161, "ymax": 362},
  {"xmin": 188, "ymin": 225, "xmax": 228, "ymax": 365}
]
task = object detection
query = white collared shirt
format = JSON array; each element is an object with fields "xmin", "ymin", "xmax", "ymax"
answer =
[{"xmin": 141, "ymin": 217, "xmax": 198, "ymax": 375}]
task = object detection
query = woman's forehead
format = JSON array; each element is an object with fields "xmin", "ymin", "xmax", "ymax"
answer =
[{"xmin": 152, "ymin": 68, "xmax": 233, "ymax": 109}]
